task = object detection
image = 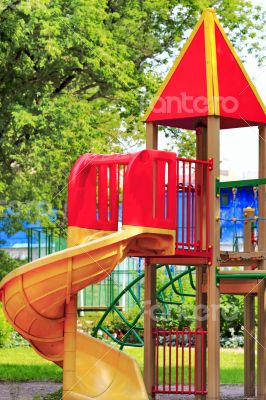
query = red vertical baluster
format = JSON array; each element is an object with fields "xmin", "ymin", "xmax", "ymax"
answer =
[
  {"xmin": 98, "ymin": 164, "xmax": 108, "ymax": 223},
  {"xmin": 167, "ymin": 159, "xmax": 176, "ymax": 225},
  {"xmin": 176, "ymin": 329, "xmax": 179, "ymax": 393},
  {"xmin": 156, "ymin": 160, "xmax": 166, "ymax": 221},
  {"xmin": 123, "ymin": 164, "xmax": 126, "ymax": 195},
  {"xmin": 169, "ymin": 329, "xmax": 172, "ymax": 391},
  {"xmin": 182, "ymin": 161, "xmax": 185, "ymax": 250},
  {"xmin": 200, "ymin": 163, "xmax": 204, "ymax": 251},
  {"xmin": 192, "ymin": 162, "xmax": 198, "ymax": 251},
  {"xmin": 187, "ymin": 162, "xmax": 191, "ymax": 251},
  {"xmin": 163, "ymin": 331, "xmax": 166, "ymax": 392},
  {"xmin": 188, "ymin": 329, "xmax": 191, "ymax": 394},
  {"xmin": 156, "ymin": 330, "xmax": 159, "ymax": 392},
  {"xmin": 177, "ymin": 159, "xmax": 180, "ymax": 250},
  {"xmin": 206, "ymin": 163, "xmax": 210, "ymax": 252},
  {"xmin": 109, "ymin": 164, "xmax": 118, "ymax": 226},
  {"xmin": 202, "ymin": 329, "xmax": 205, "ymax": 394},
  {"xmin": 85, "ymin": 164, "xmax": 97, "ymax": 226},
  {"xmin": 182, "ymin": 329, "xmax": 185, "ymax": 393},
  {"xmin": 194, "ymin": 330, "xmax": 196, "ymax": 394}
]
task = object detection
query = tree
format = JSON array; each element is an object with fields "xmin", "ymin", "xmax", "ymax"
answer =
[
  {"xmin": 0, "ymin": 0, "xmax": 264, "ymax": 231},
  {"xmin": 0, "ymin": 250, "xmax": 21, "ymax": 280}
]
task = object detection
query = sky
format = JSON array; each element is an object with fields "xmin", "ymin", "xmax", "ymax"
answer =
[{"xmin": 158, "ymin": 0, "xmax": 266, "ymax": 180}]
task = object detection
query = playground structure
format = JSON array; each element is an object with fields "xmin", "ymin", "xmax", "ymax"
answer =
[{"xmin": 0, "ymin": 8, "xmax": 266, "ymax": 400}]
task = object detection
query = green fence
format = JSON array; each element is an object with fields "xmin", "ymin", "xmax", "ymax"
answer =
[
  {"xmin": 27, "ymin": 227, "xmax": 67, "ymax": 262},
  {"xmin": 78, "ymin": 257, "xmax": 143, "ymax": 312}
]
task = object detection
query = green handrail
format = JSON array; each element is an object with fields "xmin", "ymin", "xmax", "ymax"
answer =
[{"xmin": 217, "ymin": 272, "xmax": 266, "ymax": 279}]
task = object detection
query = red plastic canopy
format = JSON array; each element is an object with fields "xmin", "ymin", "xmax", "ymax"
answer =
[{"xmin": 144, "ymin": 9, "xmax": 266, "ymax": 130}]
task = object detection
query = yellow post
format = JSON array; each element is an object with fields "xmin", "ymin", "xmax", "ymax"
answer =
[
  {"xmin": 63, "ymin": 294, "xmax": 77, "ymax": 399},
  {"xmin": 243, "ymin": 207, "xmax": 256, "ymax": 398},
  {"xmin": 63, "ymin": 234, "xmax": 77, "ymax": 399}
]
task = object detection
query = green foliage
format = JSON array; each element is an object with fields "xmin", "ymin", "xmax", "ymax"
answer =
[
  {"xmin": 157, "ymin": 303, "xmax": 196, "ymax": 331},
  {"xmin": 220, "ymin": 294, "xmax": 244, "ymax": 337},
  {"xmin": 0, "ymin": 0, "xmax": 264, "ymax": 230},
  {"xmin": 0, "ymin": 249, "xmax": 22, "ymax": 280},
  {"xmin": 0, "ymin": 304, "xmax": 13, "ymax": 347},
  {"xmin": 162, "ymin": 128, "xmax": 196, "ymax": 158},
  {"xmin": 0, "ymin": 304, "xmax": 28, "ymax": 348},
  {"xmin": 78, "ymin": 313, "xmax": 103, "ymax": 334},
  {"xmin": 34, "ymin": 389, "xmax": 62, "ymax": 400},
  {"xmin": 0, "ymin": 252, "xmax": 27, "ymax": 349}
]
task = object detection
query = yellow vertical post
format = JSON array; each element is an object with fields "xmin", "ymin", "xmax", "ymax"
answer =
[
  {"xmin": 144, "ymin": 122, "xmax": 158, "ymax": 397},
  {"xmin": 243, "ymin": 207, "xmax": 256, "ymax": 398},
  {"xmin": 63, "ymin": 294, "xmax": 77, "ymax": 399},
  {"xmin": 206, "ymin": 116, "xmax": 220, "ymax": 400},
  {"xmin": 63, "ymin": 235, "xmax": 77, "ymax": 399},
  {"xmin": 195, "ymin": 127, "xmax": 207, "ymax": 399},
  {"xmin": 257, "ymin": 125, "xmax": 266, "ymax": 400}
]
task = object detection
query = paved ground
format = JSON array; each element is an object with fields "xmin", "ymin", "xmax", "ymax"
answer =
[
  {"xmin": 156, "ymin": 385, "xmax": 248, "ymax": 399},
  {"xmin": 0, "ymin": 382, "xmax": 61, "ymax": 400},
  {"xmin": 0, "ymin": 382, "xmax": 253, "ymax": 399}
]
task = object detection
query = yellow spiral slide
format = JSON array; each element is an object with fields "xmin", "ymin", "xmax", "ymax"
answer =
[{"xmin": 0, "ymin": 225, "xmax": 175, "ymax": 400}]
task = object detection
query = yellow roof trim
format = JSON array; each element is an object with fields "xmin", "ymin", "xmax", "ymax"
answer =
[
  {"xmin": 207, "ymin": 10, "xmax": 220, "ymax": 114},
  {"xmin": 142, "ymin": 13, "xmax": 205, "ymax": 122},
  {"xmin": 204, "ymin": 9, "xmax": 215, "ymax": 115},
  {"xmin": 214, "ymin": 14, "xmax": 266, "ymax": 116}
]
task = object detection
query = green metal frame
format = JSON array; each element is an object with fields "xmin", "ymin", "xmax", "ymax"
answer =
[
  {"xmin": 216, "ymin": 177, "xmax": 266, "ymax": 197},
  {"xmin": 92, "ymin": 265, "xmax": 196, "ymax": 349}
]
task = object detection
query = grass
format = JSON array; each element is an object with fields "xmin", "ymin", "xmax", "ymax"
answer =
[
  {"xmin": 0, "ymin": 347, "xmax": 62, "ymax": 382},
  {"xmin": 125, "ymin": 347, "xmax": 246, "ymax": 385},
  {"xmin": 0, "ymin": 346, "xmax": 246, "ymax": 384}
]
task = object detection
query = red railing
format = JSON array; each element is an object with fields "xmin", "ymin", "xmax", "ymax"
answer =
[
  {"xmin": 68, "ymin": 153, "xmax": 129, "ymax": 231},
  {"xmin": 153, "ymin": 327, "xmax": 207, "ymax": 397},
  {"xmin": 123, "ymin": 150, "xmax": 177, "ymax": 230},
  {"xmin": 175, "ymin": 157, "xmax": 212, "ymax": 257},
  {"xmin": 68, "ymin": 150, "xmax": 212, "ymax": 257}
]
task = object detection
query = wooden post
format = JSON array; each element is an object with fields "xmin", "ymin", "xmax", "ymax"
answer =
[
  {"xmin": 195, "ymin": 127, "xmax": 207, "ymax": 398},
  {"xmin": 243, "ymin": 207, "xmax": 256, "ymax": 399},
  {"xmin": 144, "ymin": 259, "xmax": 157, "ymax": 398},
  {"xmin": 257, "ymin": 125, "xmax": 266, "ymax": 400},
  {"xmin": 206, "ymin": 116, "xmax": 220, "ymax": 400},
  {"xmin": 146, "ymin": 122, "xmax": 158, "ymax": 149},
  {"xmin": 195, "ymin": 266, "xmax": 207, "ymax": 397},
  {"xmin": 144, "ymin": 122, "xmax": 158, "ymax": 397}
]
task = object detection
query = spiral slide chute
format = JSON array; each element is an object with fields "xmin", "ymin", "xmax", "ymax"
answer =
[{"xmin": 0, "ymin": 226, "xmax": 175, "ymax": 399}]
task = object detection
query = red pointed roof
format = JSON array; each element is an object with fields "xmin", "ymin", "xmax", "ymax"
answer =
[{"xmin": 143, "ymin": 9, "xmax": 266, "ymax": 130}]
